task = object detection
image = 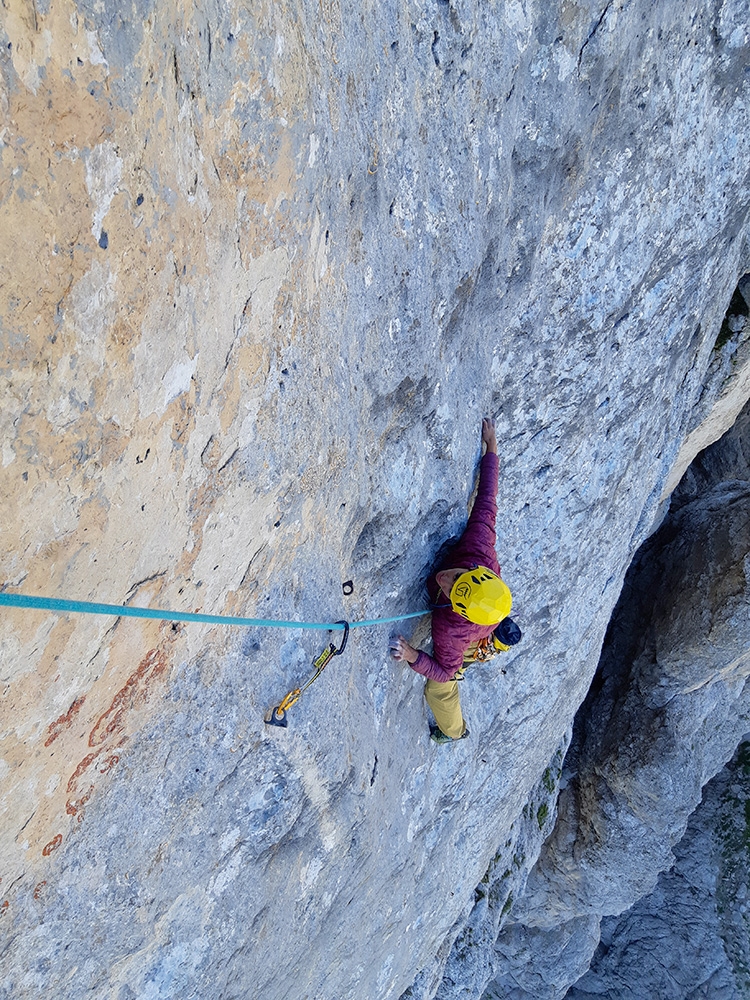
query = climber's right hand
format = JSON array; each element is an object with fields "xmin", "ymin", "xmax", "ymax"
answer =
[
  {"xmin": 482, "ymin": 417, "xmax": 497, "ymax": 455},
  {"xmin": 390, "ymin": 635, "xmax": 419, "ymax": 664}
]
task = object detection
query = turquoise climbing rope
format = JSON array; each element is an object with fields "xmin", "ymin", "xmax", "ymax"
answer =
[{"xmin": 0, "ymin": 591, "xmax": 429, "ymax": 631}]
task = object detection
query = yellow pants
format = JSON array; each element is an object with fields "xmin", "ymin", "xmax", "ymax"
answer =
[{"xmin": 424, "ymin": 674, "xmax": 467, "ymax": 739}]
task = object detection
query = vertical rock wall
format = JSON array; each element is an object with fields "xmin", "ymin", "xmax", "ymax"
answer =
[
  {"xmin": 567, "ymin": 741, "xmax": 750, "ymax": 1000},
  {"xmin": 1, "ymin": 1, "xmax": 749, "ymax": 998},
  {"xmin": 486, "ymin": 397, "xmax": 750, "ymax": 999}
]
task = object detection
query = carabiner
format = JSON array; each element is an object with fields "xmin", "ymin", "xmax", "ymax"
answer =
[
  {"xmin": 332, "ymin": 620, "xmax": 349, "ymax": 656},
  {"xmin": 264, "ymin": 621, "xmax": 350, "ymax": 729}
]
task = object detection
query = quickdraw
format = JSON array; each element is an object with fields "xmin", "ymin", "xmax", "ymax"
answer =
[
  {"xmin": 466, "ymin": 634, "xmax": 510, "ymax": 662},
  {"xmin": 264, "ymin": 621, "xmax": 350, "ymax": 729}
]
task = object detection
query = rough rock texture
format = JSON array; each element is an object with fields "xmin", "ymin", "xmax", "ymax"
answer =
[
  {"xmin": 485, "ymin": 395, "xmax": 750, "ymax": 999},
  {"xmin": 568, "ymin": 740, "xmax": 750, "ymax": 1000},
  {"xmin": 1, "ymin": 1, "xmax": 749, "ymax": 998},
  {"xmin": 664, "ymin": 275, "xmax": 750, "ymax": 497}
]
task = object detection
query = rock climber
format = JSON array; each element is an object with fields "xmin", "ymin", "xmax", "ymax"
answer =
[{"xmin": 389, "ymin": 417, "xmax": 520, "ymax": 744}]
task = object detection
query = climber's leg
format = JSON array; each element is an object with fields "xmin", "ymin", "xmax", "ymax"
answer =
[{"xmin": 424, "ymin": 678, "xmax": 466, "ymax": 739}]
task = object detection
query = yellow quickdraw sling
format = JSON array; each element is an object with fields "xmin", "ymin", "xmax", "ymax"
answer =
[{"xmin": 264, "ymin": 621, "xmax": 350, "ymax": 728}]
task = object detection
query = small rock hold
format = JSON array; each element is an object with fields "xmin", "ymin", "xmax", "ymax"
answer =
[
  {"xmin": 98, "ymin": 231, "xmax": 108, "ymax": 249},
  {"xmin": 728, "ymin": 314, "xmax": 746, "ymax": 333}
]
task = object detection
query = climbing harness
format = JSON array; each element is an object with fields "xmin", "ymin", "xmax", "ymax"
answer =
[
  {"xmin": 466, "ymin": 634, "xmax": 503, "ymax": 662},
  {"xmin": 265, "ymin": 622, "xmax": 349, "ymax": 728}
]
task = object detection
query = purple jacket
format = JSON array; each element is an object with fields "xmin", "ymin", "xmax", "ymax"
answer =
[{"xmin": 410, "ymin": 452, "xmax": 501, "ymax": 683}]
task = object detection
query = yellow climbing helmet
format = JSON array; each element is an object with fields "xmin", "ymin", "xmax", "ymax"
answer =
[{"xmin": 450, "ymin": 567, "xmax": 512, "ymax": 626}]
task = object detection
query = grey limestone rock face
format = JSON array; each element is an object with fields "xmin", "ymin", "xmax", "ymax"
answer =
[
  {"xmin": 567, "ymin": 740, "xmax": 750, "ymax": 1000},
  {"xmin": 665, "ymin": 277, "xmax": 750, "ymax": 496},
  {"xmin": 414, "ymin": 737, "xmax": 569, "ymax": 1000},
  {"xmin": 486, "ymin": 916, "xmax": 602, "ymax": 1000},
  {"xmin": 485, "ymin": 397, "xmax": 750, "ymax": 999},
  {"xmin": 0, "ymin": 0, "xmax": 749, "ymax": 998}
]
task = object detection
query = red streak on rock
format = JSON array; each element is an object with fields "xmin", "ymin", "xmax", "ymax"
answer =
[
  {"xmin": 99, "ymin": 754, "xmax": 120, "ymax": 774},
  {"xmin": 55, "ymin": 636, "xmax": 172, "ymax": 837},
  {"xmin": 66, "ymin": 785, "xmax": 93, "ymax": 817},
  {"xmin": 42, "ymin": 834, "xmax": 63, "ymax": 856},
  {"xmin": 44, "ymin": 696, "xmax": 86, "ymax": 747},
  {"xmin": 89, "ymin": 647, "xmax": 167, "ymax": 748},
  {"xmin": 66, "ymin": 751, "xmax": 102, "ymax": 794},
  {"xmin": 33, "ymin": 881, "xmax": 47, "ymax": 900}
]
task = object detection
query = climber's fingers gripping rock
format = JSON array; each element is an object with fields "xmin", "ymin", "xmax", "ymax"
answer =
[
  {"xmin": 389, "ymin": 635, "xmax": 419, "ymax": 664},
  {"xmin": 482, "ymin": 416, "xmax": 497, "ymax": 455}
]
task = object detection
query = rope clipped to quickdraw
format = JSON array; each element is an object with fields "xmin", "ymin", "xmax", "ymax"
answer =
[
  {"xmin": 0, "ymin": 591, "xmax": 432, "ymax": 731},
  {"xmin": 264, "ymin": 621, "xmax": 350, "ymax": 729}
]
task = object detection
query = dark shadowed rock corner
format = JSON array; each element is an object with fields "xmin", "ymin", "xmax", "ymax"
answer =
[{"xmin": 567, "ymin": 740, "xmax": 750, "ymax": 1000}]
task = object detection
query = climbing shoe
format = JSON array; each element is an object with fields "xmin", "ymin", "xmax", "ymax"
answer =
[{"xmin": 429, "ymin": 725, "xmax": 470, "ymax": 745}]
